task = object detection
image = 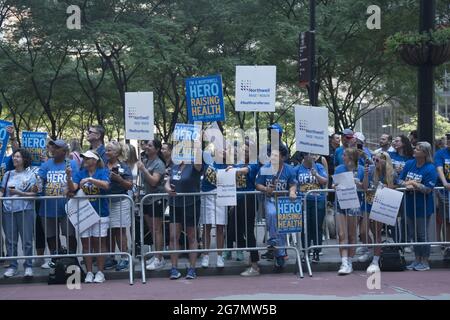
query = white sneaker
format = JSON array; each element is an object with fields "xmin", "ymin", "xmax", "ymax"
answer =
[
  {"xmin": 41, "ymin": 261, "xmax": 51, "ymax": 269},
  {"xmin": 216, "ymin": 255, "xmax": 224, "ymax": 268},
  {"xmin": 3, "ymin": 267, "xmax": 18, "ymax": 278},
  {"xmin": 201, "ymin": 255, "xmax": 209, "ymax": 268},
  {"xmin": 84, "ymin": 271, "xmax": 94, "ymax": 283},
  {"xmin": 146, "ymin": 257, "xmax": 166, "ymax": 271},
  {"xmin": 94, "ymin": 271, "xmax": 105, "ymax": 283},
  {"xmin": 404, "ymin": 246, "xmax": 413, "ymax": 254},
  {"xmin": 357, "ymin": 252, "xmax": 373, "ymax": 263},
  {"xmin": 24, "ymin": 267, "xmax": 33, "ymax": 278},
  {"xmin": 146, "ymin": 256, "xmax": 155, "ymax": 266},
  {"xmin": 356, "ymin": 247, "xmax": 368, "ymax": 255},
  {"xmin": 366, "ymin": 263, "xmax": 380, "ymax": 274},
  {"xmin": 338, "ymin": 262, "xmax": 352, "ymax": 275}
]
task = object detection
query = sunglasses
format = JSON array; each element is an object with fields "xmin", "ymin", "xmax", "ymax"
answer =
[{"xmin": 344, "ymin": 135, "xmax": 353, "ymax": 140}]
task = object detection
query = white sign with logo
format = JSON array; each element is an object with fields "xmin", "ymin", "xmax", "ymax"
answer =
[
  {"xmin": 65, "ymin": 190, "xmax": 101, "ymax": 233},
  {"xmin": 125, "ymin": 92, "xmax": 154, "ymax": 140},
  {"xmin": 333, "ymin": 172, "xmax": 360, "ymax": 210},
  {"xmin": 235, "ymin": 66, "xmax": 276, "ymax": 112},
  {"xmin": 369, "ymin": 187, "xmax": 404, "ymax": 226},
  {"xmin": 216, "ymin": 169, "xmax": 237, "ymax": 206},
  {"xmin": 295, "ymin": 105, "xmax": 329, "ymax": 156}
]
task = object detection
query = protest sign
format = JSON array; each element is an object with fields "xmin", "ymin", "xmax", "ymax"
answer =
[
  {"xmin": 65, "ymin": 190, "xmax": 101, "ymax": 233},
  {"xmin": 125, "ymin": 92, "xmax": 154, "ymax": 141},
  {"xmin": 333, "ymin": 172, "xmax": 360, "ymax": 210},
  {"xmin": 186, "ymin": 75, "xmax": 225, "ymax": 122},
  {"xmin": 0, "ymin": 120, "xmax": 12, "ymax": 164},
  {"xmin": 172, "ymin": 123, "xmax": 202, "ymax": 163},
  {"xmin": 22, "ymin": 131, "xmax": 47, "ymax": 166},
  {"xmin": 216, "ymin": 169, "xmax": 237, "ymax": 206},
  {"xmin": 369, "ymin": 187, "xmax": 404, "ymax": 226},
  {"xmin": 277, "ymin": 196, "xmax": 303, "ymax": 234},
  {"xmin": 295, "ymin": 105, "xmax": 329, "ymax": 156}
]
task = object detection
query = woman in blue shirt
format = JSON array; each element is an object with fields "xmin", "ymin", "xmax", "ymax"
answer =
[
  {"xmin": 359, "ymin": 151, "xmax": 397, "ymax": 273},
  {"xmin": 67, "ymin": 150, "xmax": 110, "ymax": 283},
  {"xmin": 399, "ymin": 142, "xmax": 437, "ymax": 271},
  {"xmin": 333, "ymin": 148, "xmax": 362, "ymax": 275},
  {"xmin": 296, "ymin": 153, "xmax": 328, "ymax": 263},
  {"xmin": 255, "ymin": 147, "xmax": 297, "ymax": 269},
  {"xmin": 1, "ymin": 149, "xmax": 38, "ymax": 278}
]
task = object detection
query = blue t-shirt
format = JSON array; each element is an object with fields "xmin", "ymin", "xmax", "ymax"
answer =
[
  {"xmin": 93, "ymin": 144, "xmax": 108, "ymax": 164},
  {"xmin": 38, "ymin": 159, "xmax": 80, "ymax": 217},
  {"xmin": 400, "ymin": 160, "xmax": 437, "ymax": 217},
  {"xmin": 334, "ymin": 147, "xmax": 345, "ymax": 168},
  {"xmin": 434, "ymin": 148, "xmax": 450, "ymax": 186},
  {"xmin": 201, "ymin": 162, "xmax": 228, "ymax": 192},
  {"xmin": 0, "ymin": 156, "xmax": 14, "ymax": 183},
  {"xmin": 169, "ymin": 164, "xmax": 203, "ymax": 207},
  {"xmin": 235, "ymin": 163, "xmax": 259, "ymax": 199},
  {"xmin": 73, "ymin": 168, "xmax": 110, "ymax": 217},
  {"xmin": 255, "ymin": 163, "xmax": 297, "ymax": 196},
  {"xmin": 296, "ymin": 163, "xmax": 328, "ymax": 201},
  {"xmin": 389, "ymin": 151, "xmax": 413, "ymax": 172},
  {"xmin": 108, "ymin": 162, "xmax": 133, "ymax": 198}
]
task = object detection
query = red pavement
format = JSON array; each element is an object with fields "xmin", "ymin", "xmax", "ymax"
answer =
[{"xmin": 1, "ymin": 271, "xmax": 450, "ymax": 300}]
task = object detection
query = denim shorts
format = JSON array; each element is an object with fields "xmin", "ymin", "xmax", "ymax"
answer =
[{"xmin": 337, "ymin": 208, "xmax": 362, "ymax": 217}]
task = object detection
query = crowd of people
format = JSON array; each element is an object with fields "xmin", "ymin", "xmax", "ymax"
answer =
[{"xmin": 1, "ymin": 122, "xmax": 450, "ymax": 283}]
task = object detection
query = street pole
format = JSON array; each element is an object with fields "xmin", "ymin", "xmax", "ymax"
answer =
[
  {"xmin": 309, "ymin": 0, "xmax": 318, "ymax": 106},
  {"xmin": 417, "ymin": 0, "xmax": 435, "ymax": 146}
]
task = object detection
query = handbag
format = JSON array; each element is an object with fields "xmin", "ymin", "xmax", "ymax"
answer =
[{"xmin": 379, "ymin": 241, "xmax": 406, "ymax": 271}]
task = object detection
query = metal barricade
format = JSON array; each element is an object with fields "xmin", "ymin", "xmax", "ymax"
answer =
[
  {"xmin": 139, "ymin": 191, "xmax": 305, "ymax": 283},
  {"xmin": 0, "ymin": 194, "xmax": 135, "ymax": 285},
  {"xmin": 302, "ymin": 187, "xmax": 450, "ymax": 276}
]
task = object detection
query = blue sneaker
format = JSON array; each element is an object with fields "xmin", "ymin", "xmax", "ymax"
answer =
[
  {"xmin": 169, "ymin": 267, "xmax": 181, "ymax": 280},
  {"xmin": 115, "ymin": 259, "xmax": 129, "ymax": 271},
  {"xmin": 413, "ymin": 262, "xmax": 430, "ymax": 271},
  {"xmin": 185, "ymin": 268, "xmax": 197, "ymax": 280},
  {"xmin": 406, "ymin": 261, "xmax": 419, "ymax": 271},
  {"xmin": 275, "ymin": 256, "xmax": 286, "ymax": 268},
  {"xmin": 104, "ymin": 258, "xmax": 117, "ymax": 270}
]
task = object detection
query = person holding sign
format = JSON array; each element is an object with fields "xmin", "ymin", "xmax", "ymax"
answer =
[
  {"xmin": 359, "ymin": 151, "xmax": 398, "ymax": 273},
  {"xmin": 434, "ymin": 133, "xmax": 450, "ymax": 260},
  {"xmin": 333, "ymin": 148, "xmax": 363, "ymax": 275},
  {"xmin": 67, "ymin": 150, "xmax": 111, "ymax": 283},
  {"xmin": 398, "ymin": 142, "xmax": 437, "ymax": 272},
  {"xmin": 296, "ymin": 153, "xmax": 328, "ymax": 263},
  {"xmin": 255, "ymin": 146, "xmax": 297, "ymax": 269},
  {"xmin": 165, "ymin": 160, "xmax": 203, "ymax": 280},
  {"xmin": 1, "ymin": 149, "xmax": 38, "ymax": 278}
]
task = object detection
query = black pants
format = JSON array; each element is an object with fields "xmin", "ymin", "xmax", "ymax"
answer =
[
  {"xmin": 227, "ymin": 194, "xmax": 259, "ymax": 263},
  {"xmin": 35, "ymin": 202, "xmax": 46, "ymax": 251},
  {"xmin": 301, "ymin": 199, "xmax": 326, "ymax": 254}
]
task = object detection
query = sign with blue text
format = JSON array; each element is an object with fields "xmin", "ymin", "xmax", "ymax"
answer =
[
  {"xmin": 295, "ymin": 105, "xmax": 329, "ymax": 156},
  {"xmin": 125, "ymin": 92, "xmax": 154, "ymax": 141},
  {"xmin": 22, "ymin": 131, "xmax": 48, "ymax": 166},
  {"xmin": 186, "ymin": 75, "xmax": 225, "ymax": 122},
  {"xmin": 277, "ymin": 196, "xmax": 303, "ymax": 234},
  {"xmin": 0, "ymin": 120, "xmax": 12, "ymax": 165},
  {"xmin": 172, "ymin": 123, "xmax": 202, "ymax": 163}
]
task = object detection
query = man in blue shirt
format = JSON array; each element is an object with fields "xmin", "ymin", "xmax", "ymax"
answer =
[{"xmin": 334, "ymin": 128, "xmax": 356, "ymax": 168}]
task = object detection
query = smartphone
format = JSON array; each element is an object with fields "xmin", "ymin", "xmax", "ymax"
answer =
[
  {"xmin": 112, "ymin": 166, "xmax": 119, "ymax": 174},
  {"xmin": 365, "ymin": 158, "xmax": 371, "ymax": 166},
  {"xmin": 357, "ymin": 144, "xmax": 363, "ymax": 150}
]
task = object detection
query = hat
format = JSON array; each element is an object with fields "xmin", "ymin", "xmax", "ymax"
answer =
[
  {"xmin": 49, "ymin": 139, "xmax": 68, "ymax": 150},
  {"xmin": 80, "ymin": 150, "xmax": 99, "ymax": 161},
  {"xmin": 342, "ymin": 128, "xmax": 354, "ymax": 136},
  {"xmin": 267, "ymin": 123, "xmax": 283, "ymax": 135},
  {"xmin": 354, "ymin": 132, "xmax": 365, "ymax": 143}
]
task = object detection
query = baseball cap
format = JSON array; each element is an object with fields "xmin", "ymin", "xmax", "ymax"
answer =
[
  {"xmin": 342, "ymin": 128, "xmax": 353, "ymax": 136},
  {"xmin": 80, "ymin": 150, "xmax": 99, "ymax": 161},
  {"xmin": 267, "ymin": 123, "xmax": 283, "ymax": 135},
  {"xmin": 354, "ymin": 132, "xmax": 366, "ymax": 143},
  {"xmin": 49, "ymin": 139, "xmax": 68, "ymax": 150}
]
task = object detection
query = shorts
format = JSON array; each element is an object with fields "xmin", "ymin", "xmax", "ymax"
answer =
[
  {"xmin": 41, "ymin": 216, "xmax": 75, "ymax": 238},
  {"xmin": 80, "ymin": 217, "xmax": 110, "ymax": 238},
  {"xmin": 169, "ymin": 202, "xmax": 200, "ymax": 227},
  {"xmin": 200, "ymin": 193, "xmax": 227, "ymax": 225},
  {"xmin": 109, "ymin": 199, "xmax": 131, "ymax": 228},
  {"xmin": 437, "ymin": 191, "xmax": 449, "ymax": 220},
  {"xmin": 143, "ymin": 199, "xmax": 165, "ymax": 219},
  {"xmin": 337, "ymin": 208, "xmax": 362, "ymax": 217}
]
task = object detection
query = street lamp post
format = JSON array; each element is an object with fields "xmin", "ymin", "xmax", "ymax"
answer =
[{"xmin": 309, "ymin": 0, "xmax": 318, "ymax": 107}]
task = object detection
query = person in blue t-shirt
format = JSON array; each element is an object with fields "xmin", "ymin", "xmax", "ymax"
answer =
[
  {"xmin": 359, "ymin": 151, "xmax": 398, "ymax": 273},
  {"xmin": 435, "ymin": 133, "xmax": 450, "ymax": 259},
  {"xmin": 67, "ymin": 150, "xmax": 110, "ymax": 283},
  {"xmin": 200, "ymin": 149, "xmax": 228, "ymax": 269},
  {"xmin": 333, "ymin": 148, "xmax": 363, "ymax": 275},
  {"xmin": 38, "ymin": 140, "xmax": 79, "ymax": 255},
  {"xmin": 86, "ymin": 125, "xmax": 108, "ymax": 163},
  {"xmin": 226, "ymin": 141, "xmax": 260, "ymax": 276},
  {"xmin": 398, "ymin": 142, "xmax": 437, "ymax": 272},
  {"xmin": 255, "ymin": 146, "xmax": 297, "ymax": 269},
  {"xmin": 296, "ymin": 153, "xmax": 328, "ymax": 263},
  {"xmin": 334, "ymin": 128, "xmax": 356, "ymax": 168}
]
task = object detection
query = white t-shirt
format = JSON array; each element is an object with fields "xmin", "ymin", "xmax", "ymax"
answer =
[{"xmin": 1, "ymin": 169, "xmax": 37, "ymax": 212}]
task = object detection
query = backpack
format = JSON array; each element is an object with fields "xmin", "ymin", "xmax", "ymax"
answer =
[
  {"xmin": 379, "ymin": 244, "xmax": 406, "ymax": 271},
  {"xmin": 48, "ymin": 250, "xmax": 85, "ymax": 285}
]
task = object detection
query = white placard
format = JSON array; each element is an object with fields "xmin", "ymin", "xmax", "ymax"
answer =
[
  {"xmin": 332, "ymin": 172, "xmax": 356, "ymax": 187},
  {"xmin": 295, "ymin": 105, "xmax": 329, "ymax": 156},
  {"xmin": 235, "ymin": 66, "xmax": 276, "ymax": 112},
  {"xmin": 216, "ymin": 169, "xmax": 237, "ymax": 206},
  {"xmin": 335, "ymin": 185, "xmax": 360, "ymax": 210},
  {"xmin": 125, "ymin": 92, "xmax": 154, "ymax": 140},
  {"xmin": 369, "ymin": 187, "xmax": 404, "ymax": 226},
  {"xmin": 65, "ymin": 190, "xmax": 101, "ymax": 233}
]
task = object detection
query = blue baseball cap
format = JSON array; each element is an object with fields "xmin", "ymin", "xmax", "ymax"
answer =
[{"xmin": 267, "ymin": 123, "xmax": 283, "ymax": 135}]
